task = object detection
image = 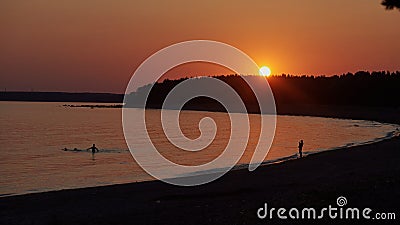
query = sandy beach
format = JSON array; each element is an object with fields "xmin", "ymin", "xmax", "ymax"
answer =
[{"xmin": 1, "ymin": 105, "xmax": 399, "ymax": 225}]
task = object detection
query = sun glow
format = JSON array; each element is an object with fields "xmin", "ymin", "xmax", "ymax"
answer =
[{"xmin": 259, "ymin": 66, "xmax": 271, "ymax": 77}]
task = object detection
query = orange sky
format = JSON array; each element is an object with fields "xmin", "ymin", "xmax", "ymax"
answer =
[{"xmin": 1, "ymin": 0, "xmax": 399, "ymax": 93}]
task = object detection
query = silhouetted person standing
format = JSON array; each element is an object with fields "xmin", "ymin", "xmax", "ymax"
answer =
[
  {"xmin": 87, "ymin": 144, "xmax": 99, "ymax": 159},
  {"xmin": 298, "ymin": 140, "xmax": 304, "ymax": 158}
]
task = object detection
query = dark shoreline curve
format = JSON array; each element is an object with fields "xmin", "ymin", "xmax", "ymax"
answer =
[{"xmin": 1, "ymin": 106, "xmax": 400, "ymax": 225}]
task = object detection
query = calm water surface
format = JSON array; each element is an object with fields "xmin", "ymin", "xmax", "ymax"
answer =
[{"xmin": 0, "ymin": 101, "xmax": 398, "ymax": 196}]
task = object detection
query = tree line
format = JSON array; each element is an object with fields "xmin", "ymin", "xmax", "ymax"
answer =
[{"xmin": 125, "ymin": 71, "xmax": 400, "ymax": 112}]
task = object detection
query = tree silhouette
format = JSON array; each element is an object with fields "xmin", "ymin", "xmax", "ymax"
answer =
[
  {"xmin": 381, "ymin": 0, "xmax": 400, "ymax": 10},
  {"xmin": 124, "ymin": 71, "xmax": 400, "ymax": 111}
]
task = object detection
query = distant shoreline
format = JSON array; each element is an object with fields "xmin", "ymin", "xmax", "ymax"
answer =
[
  {"xmin": 0, "ymin": 91, "xmax": 123, "ymax": 103},
  {"xmin": 64, "ymin": 101, "xmax": 400, "ymax": 125},
  {"xmin": 2, "ymin": 93, "xmax": 399, "ymax": 125},
  {"xmin": 62, "ymin": 104, "xmax": 123, "ymax": 108}
]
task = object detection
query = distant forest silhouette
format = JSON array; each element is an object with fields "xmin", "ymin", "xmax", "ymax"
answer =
[
  {"xmin": 125, "ymin": 71, "xmax": 400, "ymax": 113},
  {"xmin": 2, "ymin": 71, "xmax": 399, "ymax": 113}
]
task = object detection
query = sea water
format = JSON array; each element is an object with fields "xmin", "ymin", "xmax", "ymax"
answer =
[{"xmin": 0, "ymin": 101, "xmax": 398, "ymax": 196}]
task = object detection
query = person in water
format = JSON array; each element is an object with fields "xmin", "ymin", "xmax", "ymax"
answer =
[
  {"xmin": 87, "ymin": 144, "xmax": 99, "ymax": 155},
  {"xmin": 298, "ymin": 140, "xmax": 304, "ymax": 158}
]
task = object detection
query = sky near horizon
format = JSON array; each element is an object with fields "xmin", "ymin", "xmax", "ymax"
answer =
[{"xmin": 1, "ymin": 0, "xmax": 399, "ymax": 93}]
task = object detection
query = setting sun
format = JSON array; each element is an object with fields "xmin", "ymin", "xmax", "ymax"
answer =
[{"xmin": 259, "ymin": 66, "xmax": 271, "ymax": 77}]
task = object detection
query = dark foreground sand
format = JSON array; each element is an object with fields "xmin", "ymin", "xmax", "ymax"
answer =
[{"xmin": 1, "ymin": 105, "xmax": 399, "ymax": 225}]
